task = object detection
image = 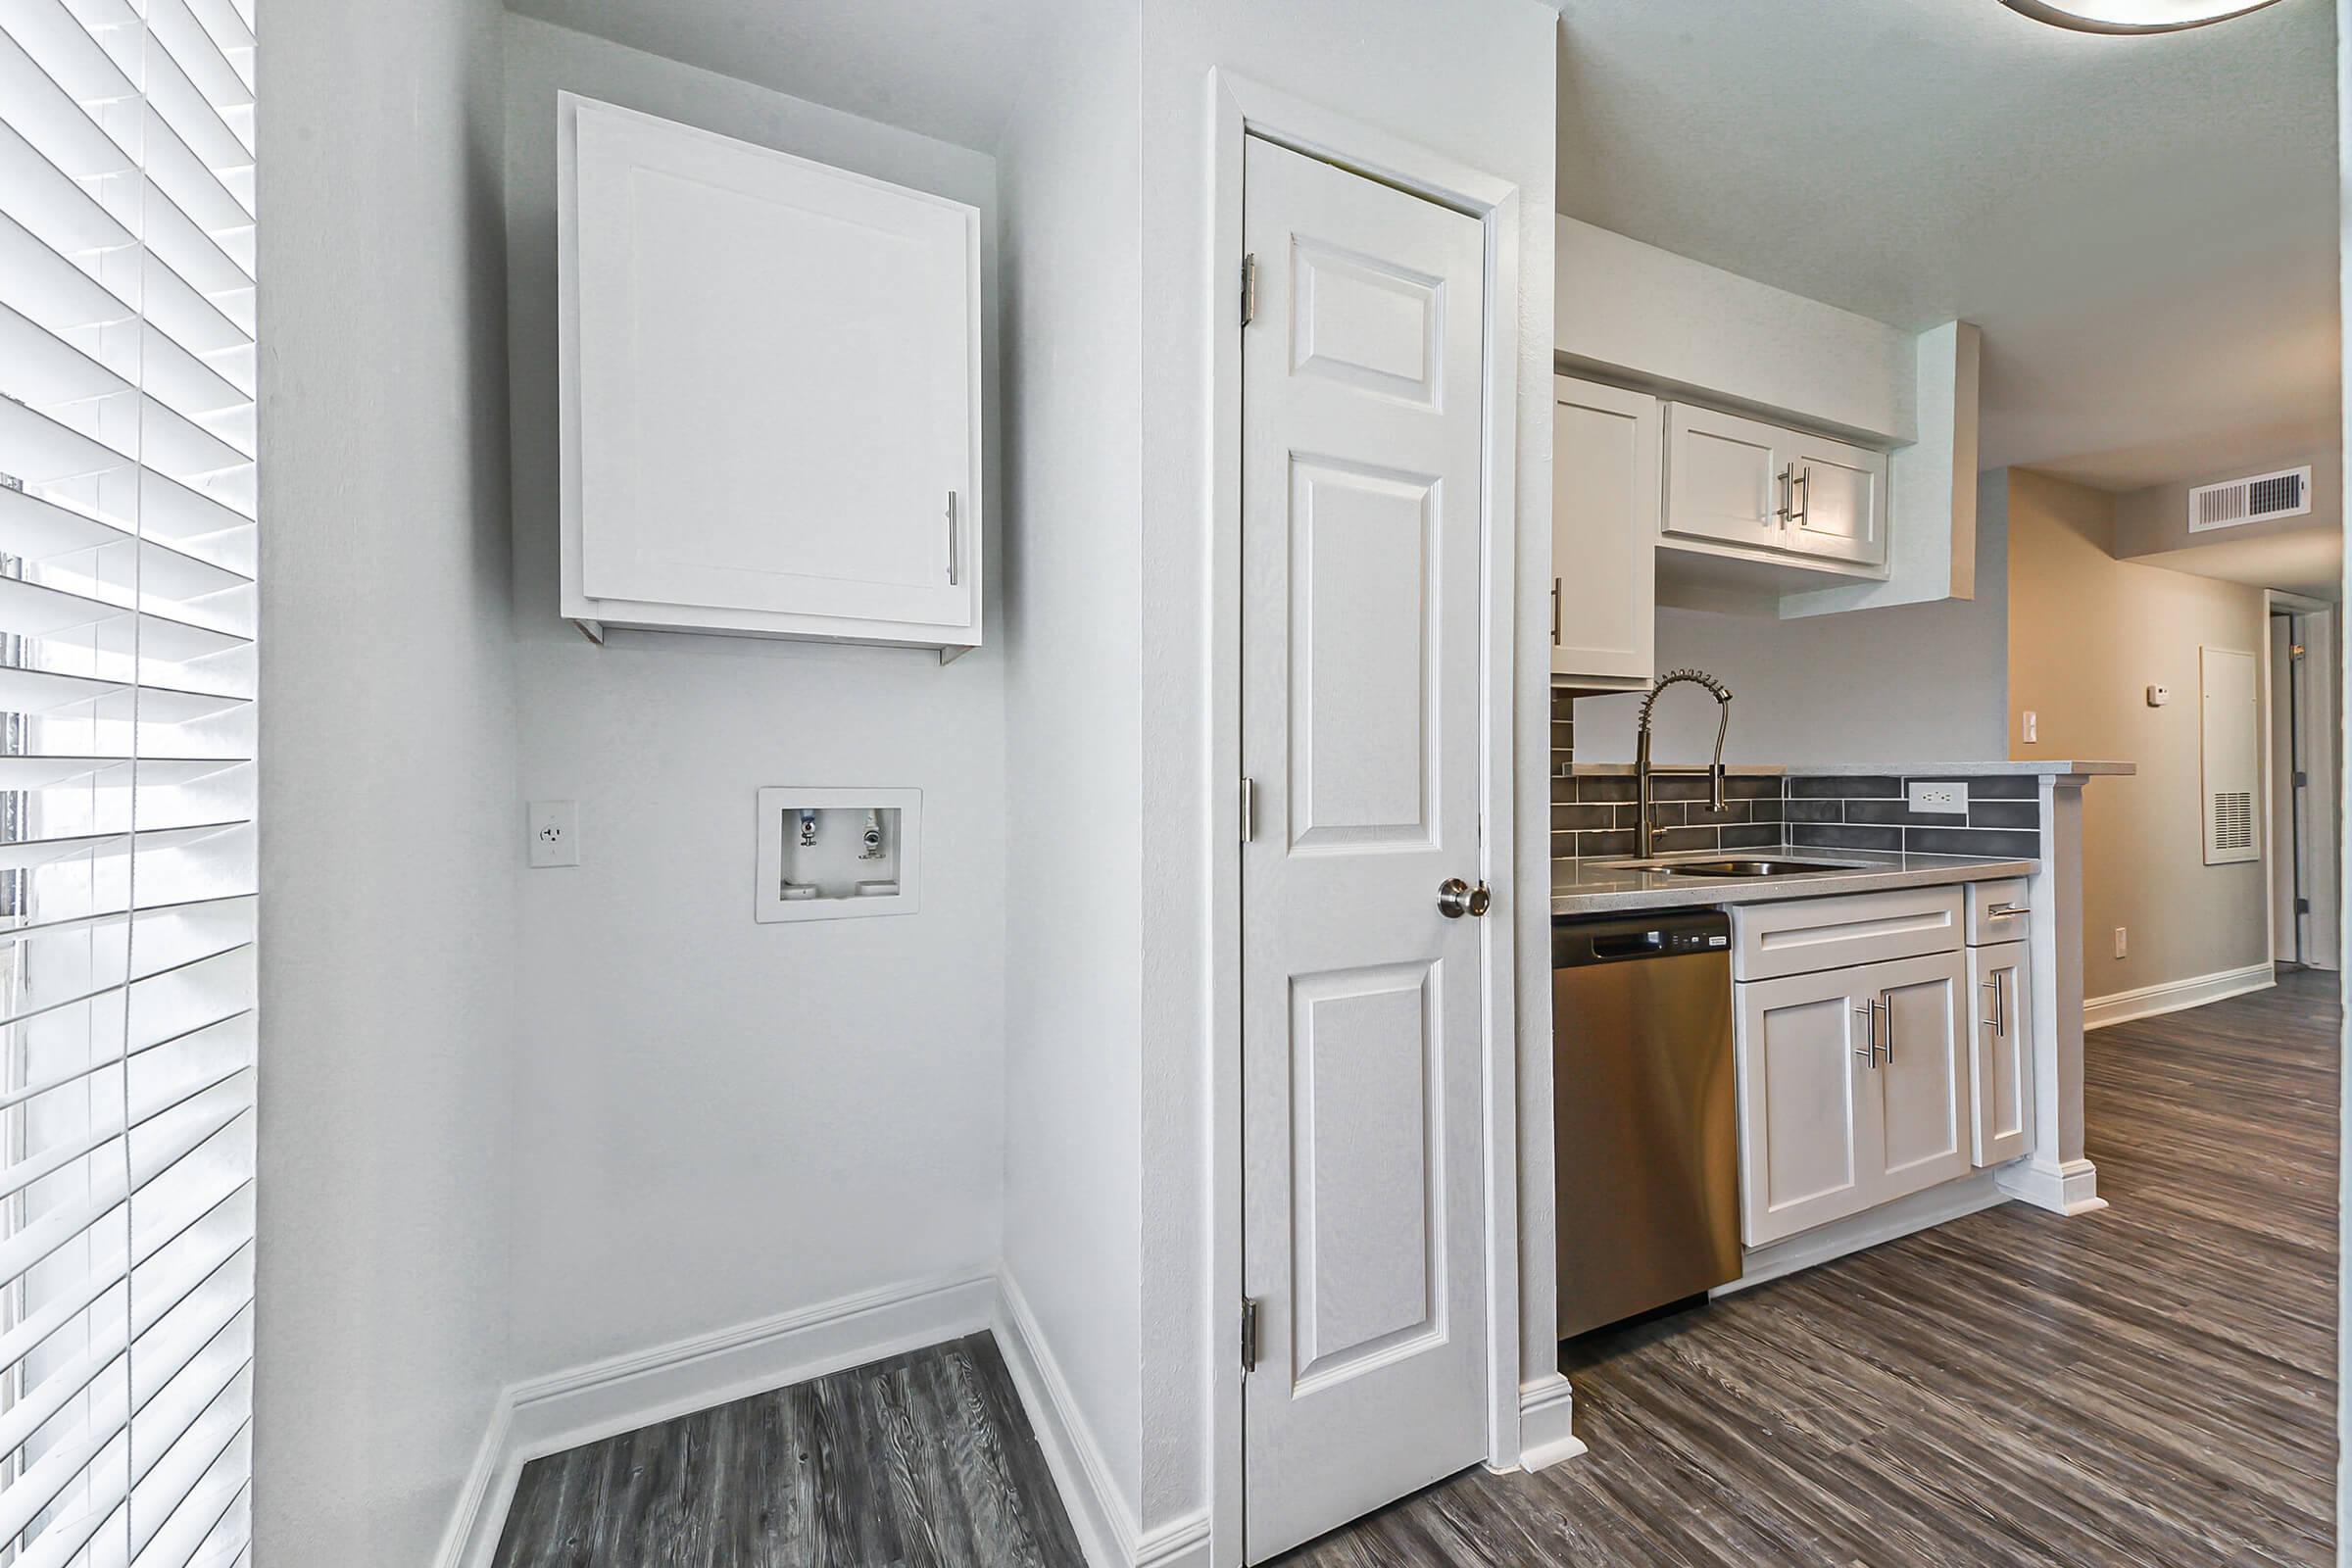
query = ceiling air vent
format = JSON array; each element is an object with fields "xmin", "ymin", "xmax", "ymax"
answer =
[{"xmin": 2187, "ymin": 465, "xmax": 2313, "ymax": 532}]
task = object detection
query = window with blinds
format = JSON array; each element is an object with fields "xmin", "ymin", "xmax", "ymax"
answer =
[{"xmin": 0, "ymin": 2, "xmax": 258, "ymax": 1566}]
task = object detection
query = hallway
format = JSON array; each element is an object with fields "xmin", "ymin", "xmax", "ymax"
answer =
[{"xmin": 1282, "ymin": 968, "xmax": 2340, "ymax": 1566}]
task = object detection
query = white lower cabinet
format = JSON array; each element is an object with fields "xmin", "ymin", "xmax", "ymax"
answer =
[
  {"xmin": 1967, "ymin": 940, "xmax": 2034, "ymax": 1167},
  {"xmin": 1735, "ymin": 948, "xmax": 1972, "ymax": 1248}
]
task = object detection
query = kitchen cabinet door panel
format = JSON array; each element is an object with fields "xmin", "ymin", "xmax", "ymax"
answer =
[
  {"xmin": 1784, "ymin": 429, "xmax": 1888, "ymax": 569},
  {"xmin": 1870, "ymin": 951, "xmax": 1973, "ymax": 1200},
  {"xmin": 1967, "ymin": 941, "xmax": 2034, "ymax": 1167},
  {"xmin": 1664, "ymin": 403, "xmax": 1786, "ymax": 554},
  {"xmin": 1551, "ymin": 376, "xmax": 1656, "ymax": 687},
  {"xmin": 1735, "ymin": 970, "xmax": 1875, "ymax": 1247}
]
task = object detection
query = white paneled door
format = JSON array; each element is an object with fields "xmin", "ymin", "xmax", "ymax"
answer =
[{"xmin": 1240, "ymin": 135, "xmax": 1490, "ymax": 1563}]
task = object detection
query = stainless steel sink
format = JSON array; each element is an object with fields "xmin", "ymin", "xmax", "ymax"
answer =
[{"xmin": 1621, "ymin": 857, "xmax": 1870, "ymax": 879}]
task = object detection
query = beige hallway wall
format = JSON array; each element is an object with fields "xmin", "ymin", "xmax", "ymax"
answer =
[{"xmin": 2007, "ymin": 468, "xmax": 2272, "ymax": 1004}]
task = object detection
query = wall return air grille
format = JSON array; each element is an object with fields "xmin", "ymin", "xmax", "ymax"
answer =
[{"xmin": 2187, "ymin": 465, "xmax": 2313, "ymax": 532}]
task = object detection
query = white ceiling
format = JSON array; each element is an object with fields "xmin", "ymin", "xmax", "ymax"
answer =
[
  {"xmin": 1552, "ymin": 0, "xmax": 2340, "ymax": 491},
  {"xmin": 504, "ymin": 0, "xmax": 1054, "ymax": 151}
]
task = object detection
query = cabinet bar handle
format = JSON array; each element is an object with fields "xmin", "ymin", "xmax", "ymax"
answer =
[
  {"xmin": 1550, "ymin": 579, "xmax": 1562, "ymax": 645},
  {"xmin": 1985, "ymin": 903, "xmax": 2025, "ymax": 921},
  {"xmin": 1980, "ymin": 977, "xmax": 2001, "ymax": 1034},
  {"xmin": 1852, "ymin": 1002, "xmax": 1875, "ymax": 1063},
  {"xmin": 946, "ymin": 492, "xmax": 960, "ymax": 587},
  {"xmin": 1775, "ymin": 466, "xmax": 1793, "ymax": 526},
  {"xmin": 1879, "ymin": 992, "xmax": 1895, "ymax": 1063},
  {"xmin": 1790, "ymin": 465, "xmax": 1810, "ymax": 528}
]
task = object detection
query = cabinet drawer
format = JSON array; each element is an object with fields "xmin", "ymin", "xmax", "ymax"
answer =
[
  {"xmin": 1731, "ymin": 887, "xmax": 1964, "ymax": 981},
  {"xmin": 1965, "ymin": 878, "xmax": 2032, "ymax": 946}
]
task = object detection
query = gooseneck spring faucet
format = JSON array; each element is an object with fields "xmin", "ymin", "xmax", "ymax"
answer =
[{"xmin": 1634, "ymin": 668, "xmax": 1735, "ymax": 858}]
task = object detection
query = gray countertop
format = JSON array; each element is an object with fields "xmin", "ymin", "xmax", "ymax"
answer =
[{"xmin": 1551, "ymin": 846, "xmax": 2036, "ymax": 917}]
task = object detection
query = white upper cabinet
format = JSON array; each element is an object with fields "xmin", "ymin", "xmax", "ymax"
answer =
[
  {"xmin": 1662, "ymin": 402, "xmax": 1889, "ymax": 575},
  {"xmin": 1550, "ymin": 375, "xmax": 1656, "ymax": 689},
  {"xmin": 559, "ymin": 94, "xmax": 983, "ymax": 652},
  {"xmin": 1783, "ymin": 427, "xmax": 1887, "ymax": 569},
  {"xmin": 1662, "ymin": 404, "xmax": 1785, "ymax": 555}
]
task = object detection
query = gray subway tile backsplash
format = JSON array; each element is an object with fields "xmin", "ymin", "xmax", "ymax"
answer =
[
  {"xmin": 1547, "ymin": 689, "xmax": 2044, "ymax": 862},
  {"xmin": 1787, "ymin": 821, "xmax": 1904, "ymax": 853},
  {"xmin": 1905, "ymin": 826, "xmax": 2041, "ymax": 859}
]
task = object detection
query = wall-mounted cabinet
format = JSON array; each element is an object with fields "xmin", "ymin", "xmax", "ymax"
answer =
[
  {"xmin": 1550, "ymin": 375, "xmax": 1656, "ymax": 689},
  {"xmin": 558, "ymin": 94, "xmax": 983, "ymax": 656},
  {"xmin": 1662, "ymin": 403, "xmax": 1887, "ymax": 575}
]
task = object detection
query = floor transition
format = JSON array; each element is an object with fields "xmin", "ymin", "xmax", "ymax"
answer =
[
  {"xmin": 1283, "ymin": 966, "xmax": 2340, "ymax": 1566},
  {"xmin": 491, "ymin": 1331, "xmax": 1085, "ymax": 1567}
]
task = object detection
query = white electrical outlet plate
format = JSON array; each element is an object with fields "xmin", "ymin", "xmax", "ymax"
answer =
[
  {"xmin": 528, "ymin": 800, "xmax": 579, "ymax": 867},
  {"xmin": 1905, "ymin": 780, "xmax": 1967, "ymax": 815},
  {"xmin": 2114, "ymin": 926, "xmax": 2129, "ymax": 958},
  {"xmin": 2021, "ymin": 710, "xmax": 2038, "ymax": 744},
  {"xmin": 2146, "ymin": 684, "xmax": 2171, "ymax": 707}
]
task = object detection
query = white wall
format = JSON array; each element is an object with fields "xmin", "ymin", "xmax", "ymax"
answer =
[
  {"xmin": 996, "ymin": 0, "xmax": 1148, "ymax": 1529},
  {"xmin": 254, "ymin": 1, "xmax": 518, "ymax": 1560},
  {"xmin": 1574, "ymin": 470, "xmax": 2013, "ymax": 765},
  {"xmin": 1555, "ymin": 216, "xmax": 1912, "ymax": 442},
  {"xmin": 501, "ymin": 16, "xmax": 1008, "ymax": 1380},
  {"xmin": 1132, "ymin": 0, "xmax": 1558, "ymax": 1533}
]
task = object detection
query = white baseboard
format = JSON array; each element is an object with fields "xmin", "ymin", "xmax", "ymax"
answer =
[
  {"xmin": 440, "ymin": 1269, "xmax": 996, "ymax": 1568},
  {"xmin": 1715, "ymin": 1169, "xmax": 2012, "ymax": 1298},
  {"xmin": 1997, "ymin": 1155, "xmax": 2108, "ymax": 1216},
  {"xmin": 1513, "ymin": 1375, "xmax": 1587, "ymax": 1472},
  {"xmin": 991, "ymin": 1271, "xmax": 1189, "ymax": 1568},
  {"xmin": 1133, "ymin": 1511, "xmax": 1213, "ymax": 1568},
  {"xmin": 2083, "ymin": 962, "xmax": 2275, "ymax": 1031},
  {"xmin": 433, "ymin": 1389, "xmax": 512, "ymax": 1568}
]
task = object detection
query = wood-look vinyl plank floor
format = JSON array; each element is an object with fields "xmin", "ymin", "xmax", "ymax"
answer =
[
  {"xmin": 1281, "ymin": 966, "xmax": 2340, "ymax": 1567},
  {"xmin": 490, "ymin": 1331, "xmax": 1086, "ymax": 1568}
]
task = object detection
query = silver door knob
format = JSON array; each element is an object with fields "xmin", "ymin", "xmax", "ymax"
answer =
[{"xmin": 1438, "ymin": 878, "xmax": 1491, "ymax": 918}]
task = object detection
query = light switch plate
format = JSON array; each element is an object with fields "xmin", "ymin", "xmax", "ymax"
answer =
[
  {"xmin": 1905, "ymin": 780, "xmax": 1967, "ymax": 815},
  {"xmin": 528, "ymin": 800, "xmax": 579, "ymax": 867}
]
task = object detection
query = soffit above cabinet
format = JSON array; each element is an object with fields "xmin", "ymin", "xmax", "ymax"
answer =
[{"xmin": 558, "ymin": 93, "xmax": 984, "ymax": 657}]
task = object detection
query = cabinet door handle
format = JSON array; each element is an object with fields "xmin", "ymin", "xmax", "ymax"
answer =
[
  {"xmin": 1775, "ymin": 466, "xmax": 1793, "ymax": 526},
  {"xmin": 1789, "ymin": 465, "xmax": 1810, "ymax": 528},
  {"xmin": 1550, "ymin": 578, "xmax": 1562, "ymax": 646},
  {"xmin": 1879, "ymin": 992, "xmax": 1895, "ymax": 1063},
  {"xmin": 946, "ymin": 491, "xmax": 960, "ymax": 587},
  {"xmin": 1984, "ymin": 902, "xmax": 2025, "ymax": 922},
  {"xmin": 1852, "ymin": 1001, "xmax": 1875, "ymax": 1064},
  {"xmin": 1980, "ymin": 977, "xmax": 2001, "ymax": 1034}
]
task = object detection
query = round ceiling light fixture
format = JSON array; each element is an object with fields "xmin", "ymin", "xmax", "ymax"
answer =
[{"xmin": 2001, "ymin": 0, "xmax": 2284, "ymax": 29}]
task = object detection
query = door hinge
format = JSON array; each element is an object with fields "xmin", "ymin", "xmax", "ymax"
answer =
[
  {"xmin": 1241, "ymin": 253, "xmax": 1257, "ymax": 327},
  {"xmin": 1240, "ymin": 1298, "xmax": 1259, "ymax": 1375},
  {"xmin": 1240, "ymin": 776, "xmax": 1255, "ymax": 845}
]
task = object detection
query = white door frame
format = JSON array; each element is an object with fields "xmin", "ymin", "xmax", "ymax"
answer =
[
  {"xmin": 1203, "ymin": 70, "xmax": 1524, "ymax": 1568},
  {"xmin": 2265, "ymin": 590, "xmax": 2339, "ymax": 972}
]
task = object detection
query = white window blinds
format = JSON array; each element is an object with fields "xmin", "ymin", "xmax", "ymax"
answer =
[{"xmin": 0, "ymin": 2, "xmax": 257, "ymax": 1566}]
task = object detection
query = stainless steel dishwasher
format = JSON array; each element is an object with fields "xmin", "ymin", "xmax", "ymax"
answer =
[{"xmin": 1553, "ymin": 908, "xmax": 1740, "ymax": 1340}]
